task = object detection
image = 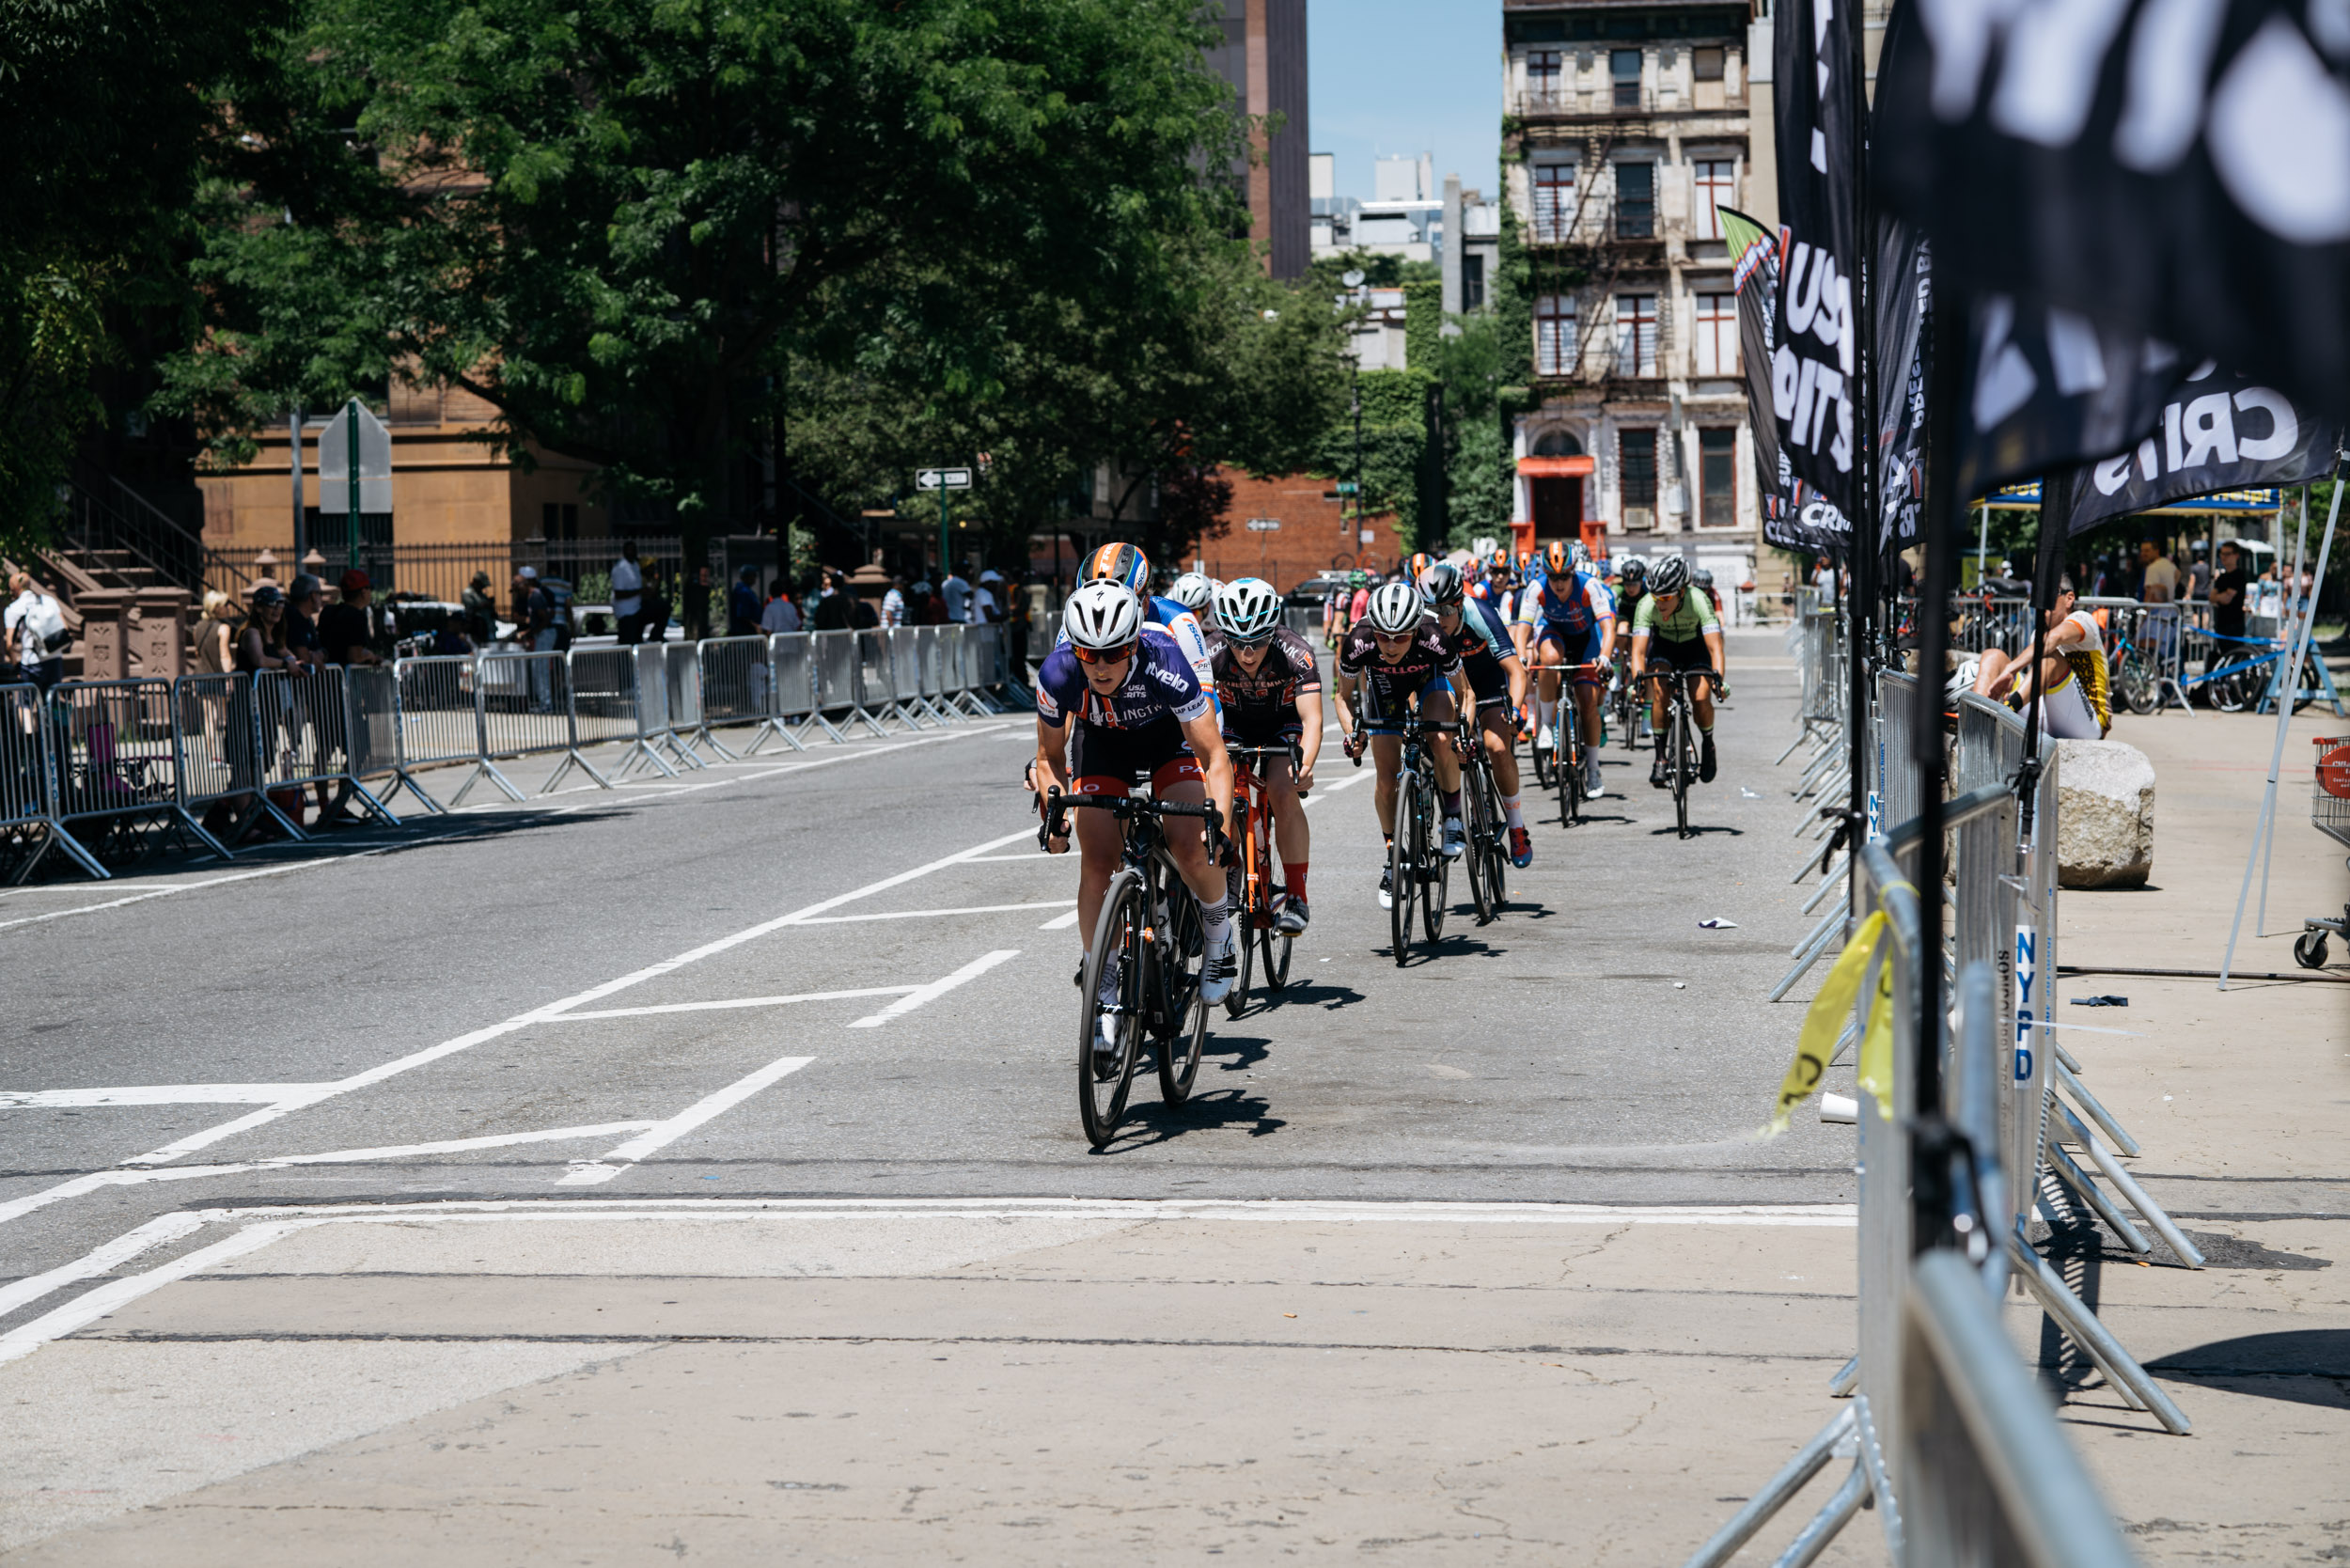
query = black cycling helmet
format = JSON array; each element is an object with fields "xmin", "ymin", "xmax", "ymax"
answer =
[
  {"xmin": 1692, "ymin": 568, "xmax": 1716, "ymax": 589},
  {"xmin": 1418, "ymin": 561, "xmax": 1464, "ymax": 608},
  {"xmin": 1647, "ymin": 556, "xmax": 1690, "ymax": 596},
  {"xmin": 1618, "ymin": 556, "xmax": 1647, "ymax": 583}
]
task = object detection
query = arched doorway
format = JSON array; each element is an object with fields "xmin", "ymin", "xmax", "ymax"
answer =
[{"xmin": 1530, "ymin": 430, "xmax": 1584, "ymax": 542}]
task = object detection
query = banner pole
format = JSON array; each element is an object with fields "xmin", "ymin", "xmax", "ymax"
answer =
[
  {"xmin": 1846, "ymin": 0, "xmax": 1877, "ymax": 863},
  {"xmin": 2222, "ymin": 455, "xmax": 2343, "ymax": 986},
  {"xmin": 2260, "ymin": 485, "xmax": 2316, "ymax": 933}
]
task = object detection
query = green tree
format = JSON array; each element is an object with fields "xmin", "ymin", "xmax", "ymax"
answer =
[{"xmin": 161, "ymin": 0, "xmax": 1251, "ymax": 566}]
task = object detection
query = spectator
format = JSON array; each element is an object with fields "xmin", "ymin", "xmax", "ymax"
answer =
[
  {"xmin": 760, "ymin": 584, "xmax": 801, "ymax": 635},
  {"xmin": 683, "ymin": 563, "xmax": 713, "ymax": 641},
  {"xmin": 192, "ymin": 589, "xmax": 242, "ymax": 674},
  {"xmin": 2211, "ymin": 541, "xmax": 2250, "ymax": 644},
  {"xmin": 811, "ymin": 572, "xmax": 852, "ymax": 631},
  {"xmin": 321, "ymin": 570, "xmax": 384, "ymax": 666},
  {"xmin": 728, "ymin": 566, "xmax": 761, "ymax": 637},
  {"xmin": 974, "ymin": 569, "xmax": 1006, "ymax": 623},
  {"xmin": 5, "ymin": 571, "xmax": 70, "ymax": 692},
  {"xmin": 880, "ymin": 574, "xmax": 908, "ymax": 628},
  {"xmin": 286, "ymin": 573, "xmax": 327, "ymax": 671},
  {"xmin": 1007, "ymin": 573, "xmax": 1034, "ymax": 683},
  {"xmin": 2138, "ymin": 538, "xmax": 2182, "ymax": 671},
  {"xmin": 2186, "ymin": 540, "xmax": 2213, "ymax": 604},
  {"xmin": 429, "ymin": 618, "xmax": 476, "ymax": 656},
  {"xmin": 611, "ymin": 541, "xmax": 646, "ymax": 645},
  {"xmin": 852, "ymin": 586, "xmax": 882, "ymax": 629},
  {"xmin": 236, "ymin": 583, "xmax": 301, "ymax": 674},
  {"xmin": 941, "ymin": 564, "xmax": 972, "ymax": 623},
  {"xmin": 235, "ymin": 583, "xmax": 318, "ymax": 831},
  {"xmin": 641, "ymin": 567, "xmax": 673, "ymax": 642},
  {"xmin": 910, "ymin": 579, "xmax": 947, "ymax": 625},
  {"xmin": 462, "ymin": 571, "xmax": 498, "ymax": 644},
  {"xmin": 513, "ymin": 567, "xmax": 555, "ymax": 648}
]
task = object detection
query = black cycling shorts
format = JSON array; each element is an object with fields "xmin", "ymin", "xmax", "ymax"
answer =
[
  {"xmin": 1463, "ymin": 654, "xmax": 1512, "ymax": 709},
  {"xmin": 1647, "ymin": 635, "xmax": 1716, "ymax": 676},
  {"xmin": 1222, "ymin": 714, "xmax": 1304, "ymax": 752},
  {"xmin": 1068, "ymin": 715, "xmax": 1200, "ymax": 794}
]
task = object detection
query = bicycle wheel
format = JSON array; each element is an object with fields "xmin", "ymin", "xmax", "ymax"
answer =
[
  {"xmin": 1156, "ymin": 878, "xmax": 1208, "ymax": 1105},
  {"xmin": 1530, "ymin": 729, "xmax": 1555, "ymax": 791},
  {"xmin": 2210, "ymin": 667, "xmax": 2249, "ymax": 713},
  {"xmin": 1483, "ymin": 764, "xmax": 1510, "ymax": 912},
  {"xmin": 1420, "ymin": 762, "xmax": 1449, "ymax": 946},
  {"xmin": 1463, "ymin": 755, "xmax": 1494, "ymax": 924},
  {"xmin": 1223, "ymin": 802, "xmax": 1254, "ymax": 1020},
  {"xmin": 1389, "ymin": 775, "xmax": 1418, "ymax": 964},
  {"xmin": 1261, "ymin": 858, "xmax": 1293, "ymax": 992},
  {"xmin": 2119, "ymin": 655, "xmax": 2157, "ymax": 715},
  {"xmin": 1077, "ymin": 870, "xmax": 1145, "ymax": 1148},
  {"xmin": 1672, "ymin": 701, "xmax": 1693, "ymax": 839},
  {"xmin": 1559, "ymin": 721, "xmax": 1582, "ymax": 827}
]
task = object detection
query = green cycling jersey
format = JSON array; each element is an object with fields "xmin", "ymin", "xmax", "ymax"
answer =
[{"xmin": 1633, "ymin": 589, "xmax": 1719, "ymax": 640}]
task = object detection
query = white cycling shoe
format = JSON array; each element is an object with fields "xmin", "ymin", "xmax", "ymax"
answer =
[
  {"xmin": 1198, "ymin": 923, "xmax": 1239, "ymax": 1003},
  {"xmin": 1535, "ymin": 723, "xmax": 1555, "ymax": 751},
  {"xmin": 1583, "ymin": 751, "xmax": 1604, "ymax": 797},
  {"xmin": 1440, "ymin": 816, "xmax": 1465, "ymax": 858}
]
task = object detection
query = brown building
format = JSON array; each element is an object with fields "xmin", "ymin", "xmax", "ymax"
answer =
[
  {"xmin": 1205, "ymin": 0, "xmax": 1311, "ymax": 279},
  {"xmin": 1193, "ymin": 472, "xmax": 1409, "ymax": 590}
]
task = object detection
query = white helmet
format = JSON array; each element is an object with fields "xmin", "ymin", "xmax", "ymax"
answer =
[
  {"xmin": 1062, "ymin": 582, "xmax": 1144, "ymax": 651},
  {"xmin": 1366, "ymin": 580, "xmax": 1425, "ymax": 635},
  {"xmin": 1169, "ymin": 572, "xmax": 1215, "ymax": 617},
  {"xmin": 1214, "ymin": 577, "xmax": 1282, "ymax": 641}
]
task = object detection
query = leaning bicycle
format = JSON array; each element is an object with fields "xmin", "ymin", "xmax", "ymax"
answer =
[{"xmin": 1042, "ymin": 789, "xmax": 1229, "ymax": 1149}]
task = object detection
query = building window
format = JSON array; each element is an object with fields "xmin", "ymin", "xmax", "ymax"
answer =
[
  {"xmin": 1693, "ymin": 47, "xmax": 1725, "ymax": 82},
  {"xmin": 1621, "ymin": 429, "xmax": 1658, "ymax": 527},
  {"xmin": 1533, "ymin": 163, "xmax": 1574, "ymax": 243},
  {"xmin": 1693, "ymin": 292, "xmax": 1738, "ymax": 376},
  {"xmin": 1463, "ymin": 253, "xmax": 1486, "ymax": 312},
  {"xmin": 1536, "ymin": 295, "xmax": 1576, "ymax": 377},
  {"xmin": 1611, "ymin": 48, "xmax": 1643, "ymax": 109},
  {"xmin": 1615, "ymin": 163, "xmax": 1654, "ymax": 239},
  {"xmin": 1614, "ymin": 293, "xmax": 1657, "ymax": 377},
  {"xmin": 1699, "ymin": 428, "xmax": 1738, "ymax": 526},
  {"xmin": 1527, "ymin": 49, "xmax": 1563, "ymax": 106},
  {"xmin": 1691, "ymin": 160, "xmax": 1735, "ymax": 241},
  {"xmin": 541, "ymin": 502, "xmax": 578, "ymax": 541}
]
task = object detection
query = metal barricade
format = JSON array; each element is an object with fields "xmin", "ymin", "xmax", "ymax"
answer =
[
  {"xmin": 0, "ymin": 683, "xmax": 104, "ymax": 881},
  {"xmin": 762, "ymin": 632, "xmax": 813, "ymax": 752},
  {"xmin": 914, "ymin": 625, "xmax": 956, "ymax": 725},
  {"xmin": 251, "ymin": 667, "xmax": 400, "ymax": 826},
  {"xmin": 696, "ymin": 635, "xmax": 774, "ymax": 758},
  {"xmin": 343, "ymin": 664, "xmax": 435, "ymax": 815},
  {"xmin": 876, "ymin": 627, "xmax": 923, "ymax": 729},
  {"xmin": 170, "ymin": 671, "xmax": 276, "ymax": 856},
  {"xmin": 395, "ymin": 655, "xmax": 502, "ymax": 807},
  {"xmin": 659, "ymin": 640, "xmax": 710, "ymax": 768},
  {"xmin": 1876, "ymin": 670, "xmax": 1919, "ymax": 835},
  {"xmin": 562, "ymin": 646, "xmax": 664, "ymax": 781},
  {"xmin": 481, "ymin": 650, "xmax": 608, "ymax": 793},
  {"xmin": 46, "ymin": 678, "xmax": 209, "ymax": 870},
  {"xmin": 936, "ymin": 624, "xmax": 979, "ymax": 717},
  {"xmin": 809, "ymin": 629, "xmax": 878, "ymax": 741}
]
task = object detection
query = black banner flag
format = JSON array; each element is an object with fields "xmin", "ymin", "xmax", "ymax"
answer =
[
  {"xmin": 1874, "ymin": 216, "xmax": 1931, "ymax": 558},
  {"xmin": 1875, "ymin": 0, "xmax": 2350, "ymax": 426},
  {"xmin": 1724, "ymin": 208, "xmax": 1851, "ymax": 554},
  {"xmin": 1772, "ymin": 0, "xmax": 1862, "ymax": 514},
  {"xmin": 2067, "ymin": 367, "xmax": 2339, "ymax": 532}
]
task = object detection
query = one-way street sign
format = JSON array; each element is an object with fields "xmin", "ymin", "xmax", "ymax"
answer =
[
  {"xmin": 916, "ymin": 467, "xmax": 973, "ymax": 492},
  {"xmin": 1246, "ymin": 517, "xmax": 1281, "ymax": 532}
]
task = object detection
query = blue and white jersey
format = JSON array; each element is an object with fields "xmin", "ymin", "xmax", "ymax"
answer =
[
  {"xmin": 1440, "ymin": 595, "xmax": 1519, "ymax": 675},
  {"xmin": 1515, "ymin": 567, "xmax": 1617, "ymax": 637},
  {"xmin": 1035, "ymin": 628, "xmax": 1211, "ymax": 730}
]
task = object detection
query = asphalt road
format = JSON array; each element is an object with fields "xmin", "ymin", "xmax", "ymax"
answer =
[{"xmin": 1, "ymin": 629, "xmax": 1854, "ymax": 1327}]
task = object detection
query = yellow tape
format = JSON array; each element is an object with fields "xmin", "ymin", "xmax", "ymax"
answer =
[{"xmin": 1763, "ymin": 909, "xmax": 1899, "ymax": 1135}]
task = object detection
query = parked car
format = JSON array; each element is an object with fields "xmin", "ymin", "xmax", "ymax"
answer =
[{"xmin": 1284, "ymin": 573, "xmax": 1353, "ymax": 609}]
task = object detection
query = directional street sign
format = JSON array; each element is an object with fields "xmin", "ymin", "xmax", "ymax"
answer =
[
  {"xmin": 1333, "ymin": 481, "xmax": 1359, "ymax": 495},
  {"xmin": 916, "ymin": 467, "xmax": 973, "ymax": 492},
  {"xmin": 1246, "ymin": 518, "xmax": 1281, "ymax": 532}
]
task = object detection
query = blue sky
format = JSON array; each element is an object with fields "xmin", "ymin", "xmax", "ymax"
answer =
[{"xmin": 1307, "ymin": 0, "xmax": 1503, "ymax": 205}]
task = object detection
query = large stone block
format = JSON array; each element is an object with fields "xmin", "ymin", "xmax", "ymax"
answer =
[{"xmin": 2056, "ymin": 738, "xmax": 2156, "ymax": 887}]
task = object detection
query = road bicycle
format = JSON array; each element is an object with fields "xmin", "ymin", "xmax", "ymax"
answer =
[
  {"xmin": 1608, "ymin": 647, "xmax": 1642, "ymax": 752},
  {"xmin": 1458, "ymin": 711, "xmax": 1510, "ymax": 924},
  {"xmin": 1639, "ymin": 666, "xmax": 1713, "ymax": 840},
  {"xmin": 2104, "ymin": 611, "xmax": 2161, "ymax": 716},
  {"xmin": 1222, "ymin": 742, "xmax": 1299, "ymax": 1016},
  {"xmin": 1552, "ymin": 662, "xmax": 1606, "ymax": 829},
  {"xmin": 1384, "ymin": 713, "xmax": 1462, "ymax": 964},
  {"xmin": 1042, "ymin": 788, "xmax": 1230, "ymax": 1149}
]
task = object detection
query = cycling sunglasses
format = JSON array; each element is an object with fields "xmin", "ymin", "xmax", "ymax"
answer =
[
  {"xmin": 1071, "ymin": 640, "xmax": 1138, "ymax": 666},
  {"xmin": 1371, "ymin": 627, "xmax": 1418, "ymax": 644},
  {"xmin": 1224, "ymin": 628, "xmax": 1277, "ymax": 648}
]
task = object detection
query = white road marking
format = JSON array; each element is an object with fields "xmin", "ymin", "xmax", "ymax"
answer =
[
  {"xmin": 0, "ymin": 1083, "xmax": 335, "ymax": 1109},
  {"xmin": 1039, "ymin": 908, "xmax": 1082, "ymax": 930},
  {"xmin": 794, "ymin": 900, "xmax": 1073, "ymax": 926},
  {"xmin": 960, "ymin": 853, "xmax": 1056, "ymax": 863},
  {"xmin": 0, "ymin": 1222, "xmax": 305, "ymax": 1367},
  {"xmin": 0, "ymin": 1212, "xmax": 204, "ymax": 1320},
  {"xmin": 546, "ymin": 987, "xmax": 916, "ymax": 1022},
  {"xmin": 556, "ymin": 1058, "xmax": 816, "ymax": 1186},
  {"xmin": 847, "ymin": 949, "xmax": 1021, "ymax": 1027},
  {"xmin": 537, "ymin": 725, "xmax": 1013, "ymax": 816},
  {"xmin": 0, "ymin": 848, "xmax": 400, "ymax": 934},
  {"xmin": 107, "ymin": 825, "xmax": 1036, "ymax": 1172},
  {"xmin": 1303, "ymin": 771, "xmax": 1374, "ymax": 804}
]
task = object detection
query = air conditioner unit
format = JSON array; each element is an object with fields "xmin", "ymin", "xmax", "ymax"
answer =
[{"xmin": 1623, "ymin": 506, "xmax": 1655, "ymax": 531}]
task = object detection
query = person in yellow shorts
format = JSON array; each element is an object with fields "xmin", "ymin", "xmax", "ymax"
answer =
[{"xmin": 1970, "ymin": 575, "xmax": 2109, "ymax": 738}]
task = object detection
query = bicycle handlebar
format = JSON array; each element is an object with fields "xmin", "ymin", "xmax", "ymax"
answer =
[{"xmin": 1040, "ymin": 787, "xmax": 1231, "ymax": 862}]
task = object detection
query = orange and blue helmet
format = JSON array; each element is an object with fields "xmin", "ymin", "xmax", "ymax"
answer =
[
  {"xmin": 1405, "ymin": 551, "xmax": 1435, "ymax": 580},
  {"xmin": 1544, "ymin": 540, "xmax": 1573, "ymax": 576},
  {"xmin": 1079, "ymin": 542, "xmax": 1151, "ymax": 594}
]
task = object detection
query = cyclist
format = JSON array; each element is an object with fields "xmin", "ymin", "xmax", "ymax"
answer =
[
  {"xmin": 1210, "ymin": 576, "xmax": 1323, "ymax": 933},
  {"xmin": 1405, "ymin": 551, "xmax": 1436, "ymax": 583},
  {"xmin": 1609, "ymin": 557, "xmax": 1650, "ymax": 735},
  {"xmin": 1628, "ymin": 556, "xmax": 1727, "ymax": 787},
  {"xmin": 1334, "ymin": 580, "xmax": 1473, "ymax": 909},
  {"xmin": 1515, "ymin": 540, "xmax": 1616, "ymax": 800},
  {"xmin": 1168, "ymin": 571, "xmax": 1218, "ymax": 634},
  {"xmin": 1419, "ymin": 561, "xmax": 1534, "ymax": 868},
  {"xmin": 1035, "ymin": 582, "xmax": 1242, "ymax": 1054},
  {"xmin": 1069, "ymin": 543, "xmax": 1214, "ymax": 701}
]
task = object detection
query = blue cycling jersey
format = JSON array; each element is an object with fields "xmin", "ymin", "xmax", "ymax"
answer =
[
  {"xmin": 1440, "ymin": 596, "xmax": 1517, "ymax": 670},
  {"xmin": 1516, "ymin": 568, "xmax": 1617, "ymax": 636},
  {"xmin": 1035, "ymin": 628, "xmax": 1210, "ymax": 730}
]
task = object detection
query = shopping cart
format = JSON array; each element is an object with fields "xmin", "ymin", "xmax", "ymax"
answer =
[{"xmin": 2296, "ymin": 736, "xmax": 2350, "ymax": 968}]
